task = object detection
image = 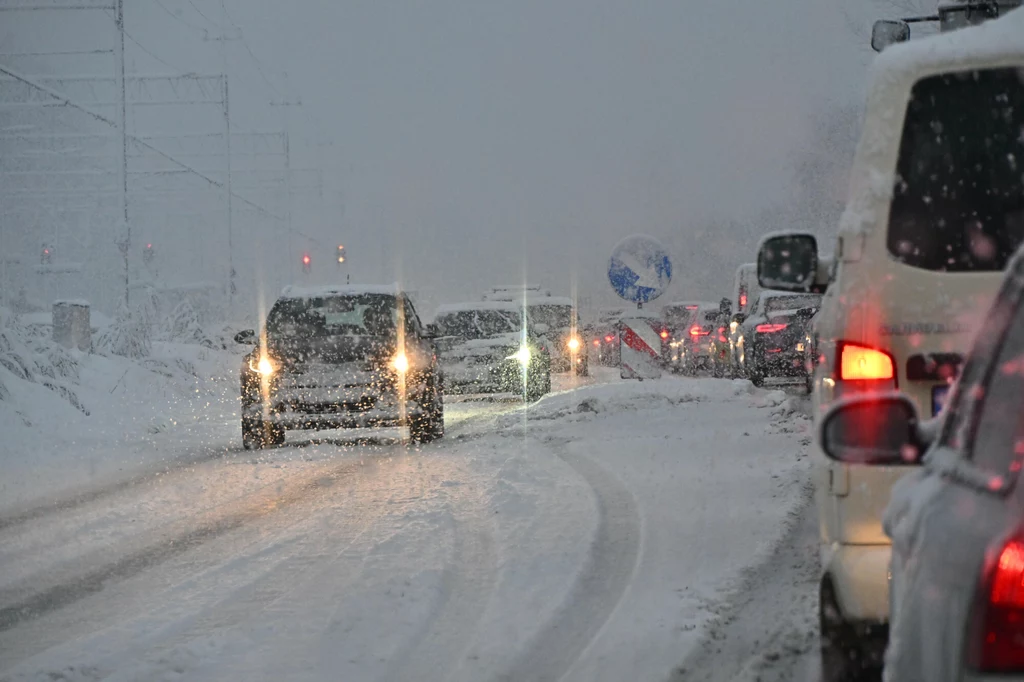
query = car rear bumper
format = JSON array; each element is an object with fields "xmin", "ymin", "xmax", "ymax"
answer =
[{"xmin": 822, "ymin": 543, "xmax": 891, "ymax": 623}]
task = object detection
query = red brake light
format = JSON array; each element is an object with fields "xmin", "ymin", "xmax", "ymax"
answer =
[
  {"xmin": 739, "ymin": 293, "xmax": 747, "ymax": 308},
  {"xmin": 840, "ymin": 343, "xmax": 894, "ymax": 381},
  {"xmin": 592, "ymin": 339, "xmax": 600, "ymax": 347},
  {"xmin": 659, "ymin": 329, "xmax": 669, "ymax": 340},
  {"xmin": 718, "ymin": 327, "xmax": 727, "ymax": 343},
  {"xmin": 689, "ymin": 325, "xmax": 708, "ymax": 337},
  {"xmin": 685, "ymin": 305, "xmax": 697, "ymax": 310},
  {"xmin": 755, "ymin": 323, "xmax": 787, "ymax": 334},
  {"xmin": 969, "ymin": 538, "xmax": 1024, "ymax": 672},
  {"xmin": 605, "ymin": 335, "xmax": 614, "ymax": 343}
]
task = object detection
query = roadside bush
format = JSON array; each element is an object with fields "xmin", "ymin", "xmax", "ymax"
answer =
[{"xmin": 96, "ymin": 304, "xmax": 151, "ymax": 359}]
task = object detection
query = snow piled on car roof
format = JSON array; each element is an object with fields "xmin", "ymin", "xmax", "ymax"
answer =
[
  {"xmin": 874, "ymin": 5, "xmax": 1024, "ymax": 76},
  {"xmin": 279, "ymin": 284, "xmax": 400, "ymax": 299},
  {"xmin": 841, "ymin": 7, "xmax": 1024, "ymax": 239},
  {"xmin": 434, "ymin": 300, "xmax": 524, "ymax": 315}
]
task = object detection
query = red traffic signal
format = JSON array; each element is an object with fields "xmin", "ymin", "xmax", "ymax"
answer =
[{"xmin": 302, "ymin": 253, "xmax": 312, "ymax": 273}]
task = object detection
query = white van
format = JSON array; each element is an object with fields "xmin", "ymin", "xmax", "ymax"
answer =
[
  {"xmin": 757, "ymin": 11, "xmax": 1024, "ymax": 681},
  {"xmin": 732, "ymin": 262, "xmax": 759, "ymax": 315}
]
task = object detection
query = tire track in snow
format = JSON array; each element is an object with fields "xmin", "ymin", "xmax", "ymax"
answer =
[
  {"xmin": 379, "ymin": 491, "xmax": 498, "ymax": 681},
  {"xmin": 498, "ymin": 445, "xmax": 641, "ymax": 682},
  {"xmin": 0, "ymin": 453, "xmax": 378, "ymax": 635},
  {"xmin": 668, "ymin": 486, "xmax": 820, "ymax": 682}
]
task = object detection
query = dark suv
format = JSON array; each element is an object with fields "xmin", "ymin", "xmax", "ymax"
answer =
[{"xmin": 235, "ymin": 286, "xmax": 444, "ymax": 449}]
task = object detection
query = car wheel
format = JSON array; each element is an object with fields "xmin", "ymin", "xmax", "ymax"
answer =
[
  {"xmin": 820, "ymin": 579, "xmax": 883, "ymax": 682},
  {"xmin": 749, "ymin": 368, "xmax": 764, "ymax": 387},
  {"xmin": 526, "ymin": 372, "xmax": 551, "ymax": 402},
  {"xmin": 410, "ymin": 374, "xmax": 445, "ymax": 444},
  {"xmin": 242, "ymin": 416, "xmax": 284, "ymax": 450}
]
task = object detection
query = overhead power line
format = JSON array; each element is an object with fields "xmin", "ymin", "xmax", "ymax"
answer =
[{"xmin": 0, "ymin": 62, "xmax": 287, "ymax": 224}]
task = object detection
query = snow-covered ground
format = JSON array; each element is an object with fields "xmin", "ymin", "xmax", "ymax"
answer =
[{"xmin": 0, "ymin": 361, "xmax": 815, "ymax": 682}]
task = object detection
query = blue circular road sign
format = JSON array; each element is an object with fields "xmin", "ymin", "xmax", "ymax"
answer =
[{"xmin": 608, "ymin": 235, "xmax": 672, "ymax": 304}]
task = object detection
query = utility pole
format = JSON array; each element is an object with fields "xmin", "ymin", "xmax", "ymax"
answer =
[
  {"xmin": 114, "ymin": 0, "xmax": 130, "ymax": 306},
  {"xmin": 222, "ymin": 75, "xmax": 235, "ymax": 301},
  {"xmin": 202, "ymin": 29, "xmax": 239, "ymax": 306},
  {"xmin": 270, "ymin": 97, "xmax": 300, "ymax": 277}
]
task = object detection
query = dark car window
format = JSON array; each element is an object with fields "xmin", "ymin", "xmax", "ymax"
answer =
[
  {"xmin": 435, "ymin": 310, "xmax": 519, "ymax": 339},
  {"xmin": 266, "ymin": 294, "xmax": 398, "ymax": 339},
  {"xmin": 527, "ymin": 304, "xmax": 574, "ymax": 330},
  {"xmin": 887, "ymin": 67, "xmax": 1024, "ymax": 272},
  {"xmin": 765, "ymin": 295, "xmax": 821, "ymax": 313}
]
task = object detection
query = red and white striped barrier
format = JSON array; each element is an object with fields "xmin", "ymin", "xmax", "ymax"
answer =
[{"xmin": 619, "ymin": 317, "xmax": 663, "ymax": 380}]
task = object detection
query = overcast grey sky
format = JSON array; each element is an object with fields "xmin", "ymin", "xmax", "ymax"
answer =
[{"xmin": 4, "ymin": 0, "xmax": 878, "ymax": 314}]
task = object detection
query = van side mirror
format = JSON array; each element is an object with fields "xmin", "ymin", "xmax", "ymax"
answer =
[
  {"xmin": 757, "ymin": 233, "xmax": 819, "ymax": 292},
  {"xmin": 871, "ymin": 20, "xmax": 910, "ymax": 52},
  {"xmin": 234, "ymin": 329, "xmax": 256, "ymax": 345},
  {"xmin": 820, "ymin": 394, "xmax": 923, "ymax": 465}
]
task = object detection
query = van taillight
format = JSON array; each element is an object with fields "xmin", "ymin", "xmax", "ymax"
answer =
[
  {"xmin": 755, "ymin": 323, "xmax": 787, "ymax": 333},
  {"xmin": 968, "ymin": 538, "xmax": 1024, "ymax": 672},
  {"xmin": 839, "ymin": 343, "xmax": 895, "ymax": 382},
  {"xmin": 689, "ymin": 325, "xmax": 709, "ymax": 337}
]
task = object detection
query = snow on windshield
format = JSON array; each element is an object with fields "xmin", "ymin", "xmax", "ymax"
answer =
[
  {"xmin": 435, "ymin": 308, "xmax": 519, "ymax": 339},
  {"xmin": 266, "ymin": 294, "xmax": 398, "ymax": 338}
]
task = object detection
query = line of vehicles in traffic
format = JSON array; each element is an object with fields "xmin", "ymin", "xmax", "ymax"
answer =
[
  {"xmin": 585, "ymin": 266, "xmax": 823, "ymax": 390},
  {"xmin": 231, "ymin": 284, "xmax": 590, "ymax": 450},
  {"xmin": 752, "ymin": 5, "xmax": 1024, "ymax": 682}
]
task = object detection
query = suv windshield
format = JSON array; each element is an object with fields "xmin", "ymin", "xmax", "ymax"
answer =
[
  {"xmin": 436, "ymin": 309, "xmax": 519, "ymax": 339},
  {"xmin": 265, "ymin": 294, "xmax": 397, "ymax": 338},
  {"xmin": 887, "ymin": 67, "xmax": 1024, "ymax": 272},
  {"xmin": 528, "ymin": 304, "xmax": 574, "ymax": 330}
]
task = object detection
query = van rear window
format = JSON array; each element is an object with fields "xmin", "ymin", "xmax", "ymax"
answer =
[{"xmin": 887, "ymin": 67, "xmax": 1024, "ymax": 272}]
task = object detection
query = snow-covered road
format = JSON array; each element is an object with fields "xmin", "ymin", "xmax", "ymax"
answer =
[{"xmin": 0, "ymin": 369, "xmax": 814, "ymax": 681}]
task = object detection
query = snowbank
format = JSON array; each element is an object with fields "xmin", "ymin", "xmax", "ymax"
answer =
[{"xmin": 0, "ymin": 309, "xmax": 246, "ymax": 514}]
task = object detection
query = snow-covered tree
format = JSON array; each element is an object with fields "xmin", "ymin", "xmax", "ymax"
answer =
[
  {"xmin": 96, "ymin": 304, "xmax": 151, "ymax": 359},
  {"xmin": 167, "ymin": 298, "xmax": 213, "ymax": 347}
]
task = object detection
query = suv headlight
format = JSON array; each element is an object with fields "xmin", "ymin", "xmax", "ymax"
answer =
[
  {"xmin": 508, "ymin": 345, "xmax": 532, "ymax": 366},
  {"xmin": 248, "ymin": 355, "xmax": 276, "ymax": 376},
  {"xmin": 391, "ymin": 352, "xmax": 409, "ymax": 373}
]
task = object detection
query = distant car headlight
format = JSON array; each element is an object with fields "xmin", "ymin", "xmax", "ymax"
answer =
[
  {"xmin": 508, "ymin": 345, "xmax": 532, "ymax": 366},
  {"xmin": 567, "ymin": 337, "xmax": 581, "ymax": 351},
  {"xmin": 249, "ymin": 355, "xmax": 276, "ymax": 376},
  {"xmin": 391, "ymin": 352, "xmax": 409, "ymax": 373}
]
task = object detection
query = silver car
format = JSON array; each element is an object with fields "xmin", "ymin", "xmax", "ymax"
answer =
[{"xmin": 819, "ymin": 247, "xmax": 1024, "ymax": 682}]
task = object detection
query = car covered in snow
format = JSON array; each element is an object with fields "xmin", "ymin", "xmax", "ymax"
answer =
[
  {"xmin": 673, "ymin": 301, "xmax": 729, "ymax": 376},
  {"xmin": 662, "ymin": 301, "xmax": 712, "ymax": 371},
  {"xmin": 235, "ymin": 285, "xmax": 444, "ymax": 448},
  {"xmin": 482, "ymin": 293, "xmax": 587, "ymax": 376},
  {"xmin": 820, "ymin": 242, "xmax": 1024, "ymax": 682},
  {"xmin": 432, "ymin": 301, "xmax": 552, "ymax": 401},
  {"xmin": 735, "ymin": 291, "xmax": 820, "ymax": 387},
  {"xmin": 757, "ymin": 9, "xmax": 1024, "ymax": 680}
]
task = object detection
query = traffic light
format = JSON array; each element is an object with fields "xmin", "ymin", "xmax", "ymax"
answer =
[
  {"xmin": 302, "ymin": 252, "xmax": 312, "ymax": 273},
  {"xmin": 41, "ymin": 244, "xmax": 52, "ymax": 265},
  {"xmin": 337, "ymin": 244, "xmax": 346, "ymax": 264},
  {"xmin": 143, "ymin": 243, "xmax": 154, "ymax": 265}
]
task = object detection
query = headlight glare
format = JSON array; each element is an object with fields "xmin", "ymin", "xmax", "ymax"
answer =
[
  {"xmin": 391, "ymin": 352, "xmax": 409, "ymax": 373},
  {"xmin": 249, "ymin": 355, "xmax": 275, "ymax": 376},
  {"xmin": 567, "ymin": 337, "xmax": 581, "ymax": 351},
  {"xmin": 508, "ymin": 345, "xmax": 532, "ymax": 366}
]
